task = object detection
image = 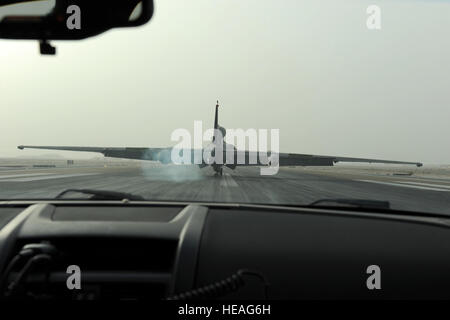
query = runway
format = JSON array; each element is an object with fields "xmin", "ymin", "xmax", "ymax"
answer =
[{"xmin": 0, "ymin": 164, "xmax": 449, "ymax": 215}]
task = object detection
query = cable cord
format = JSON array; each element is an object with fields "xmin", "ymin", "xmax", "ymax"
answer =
[{"xmin": 167, "ymin": 269, "xmax": 270, "ymax": 300}]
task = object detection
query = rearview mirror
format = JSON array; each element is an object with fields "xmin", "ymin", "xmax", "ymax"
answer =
[{"xmin": 0, "ymin": 0, "xmax": 154, "ymax": 54}]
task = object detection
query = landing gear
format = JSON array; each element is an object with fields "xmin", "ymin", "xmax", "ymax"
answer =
[{"xmin": 214, "ymin": 167, "xmax": 224, "ymax": 176}]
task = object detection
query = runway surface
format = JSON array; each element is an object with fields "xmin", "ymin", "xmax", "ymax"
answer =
[{"xmin": 0, "ymin": 164, "xmax": 449, "ymax": 215}]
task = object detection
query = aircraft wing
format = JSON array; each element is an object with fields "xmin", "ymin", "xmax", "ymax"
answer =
[
  {"xmin": 17, "ymin": 145, "xmax": 423, "ymax": 167},
  {"xmin": 232, "ymin": 151, "xmax": 423, "ymax": 167},
  {"xmin": 17, "ymin": 145, "xmax": 174, "ymax": 163}
]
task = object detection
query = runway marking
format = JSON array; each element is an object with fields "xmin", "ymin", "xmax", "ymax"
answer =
[
  {"xmin": 0, "ymin": 173, "xmax": 51, "ymax": 179},
  {"xmin": 393, "ymin": 181, "xmax": 450, "ymax": 190},
  {"xmin": 220, "ymin": 173, "xmax": 238, "ymax": 187},
  {"xmin": 357, "ymin": 180, "xmax": 450, "ymax": 192},
  {"xmin": 0, "ymin": 173, "xmax": 100, "ymax": 182}
]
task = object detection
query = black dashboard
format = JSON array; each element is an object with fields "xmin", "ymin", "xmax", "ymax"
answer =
[{"xmin": 0, "ymin": 201, "xmax": 450, "ymax": 300}]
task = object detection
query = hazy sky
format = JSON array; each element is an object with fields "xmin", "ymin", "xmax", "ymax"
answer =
[{"xmin": 1, "ymin": 0, "xmax": 449, "ymax": 163}]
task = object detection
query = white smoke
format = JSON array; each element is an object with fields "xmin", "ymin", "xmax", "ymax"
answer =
[{"xmin": 140, "ymin": 162, "xmax": 204, "ymax": 182}]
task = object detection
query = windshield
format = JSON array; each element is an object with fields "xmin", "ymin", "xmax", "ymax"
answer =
[{"xmin": 1, "ymin": 0, "xmax": 450, "ymax": 215}]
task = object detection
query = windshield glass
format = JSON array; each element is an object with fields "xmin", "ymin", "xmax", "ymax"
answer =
[{"xmin": 1, "ymin": 0, "xmax": 450, "ymax": 215}]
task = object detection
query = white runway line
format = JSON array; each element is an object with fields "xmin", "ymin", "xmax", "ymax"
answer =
[
  {"xmin": 0, "ymin": 173, "xmax": 51, "ymax": 179},
  {"xmin": 0, "ymin": 173, "xmax": 100, "ymax": 182},
  {"xmin": 220, "ymin": 173, "xmax": 238, "ymax": 187},
  {"xmin": 393, "ymin": 181, "xmax": 450, "ymax": 190},
  {"xmin": 357, "ymin": 179, "xmax": 450, "ymax": 192}
]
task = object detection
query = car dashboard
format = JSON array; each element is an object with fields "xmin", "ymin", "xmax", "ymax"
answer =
[{"xmin": 0, "ymin": 201, "xmax": 450, "ymax": 300}]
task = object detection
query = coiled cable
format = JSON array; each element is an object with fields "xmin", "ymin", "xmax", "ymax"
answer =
[{"xmin": 167, "ymin": 269, "xmax": 269, "ymax": 300}]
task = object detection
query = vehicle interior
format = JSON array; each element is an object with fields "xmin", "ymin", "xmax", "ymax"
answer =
[
  {"xmin": 1, "ymin": 200, "xmax": 450, "ymax": 301},
  {"xmin": 1, "ymin": 0, "xmax": 450, "ymax": 306}
]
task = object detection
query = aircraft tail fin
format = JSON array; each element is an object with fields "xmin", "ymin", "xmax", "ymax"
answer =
[{"xmin": 214, "ymin": 100, "xmax": 219, "ymax": 130}]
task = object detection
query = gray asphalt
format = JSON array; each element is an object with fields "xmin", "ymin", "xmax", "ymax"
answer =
[{"xmin": 0, "ymin": 165, "xmax": 449, "ymax": 215}]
